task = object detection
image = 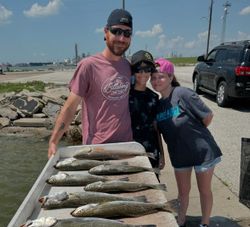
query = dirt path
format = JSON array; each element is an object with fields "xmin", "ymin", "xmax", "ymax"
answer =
[{"xmin": 0, "ymin": 71, "xmax": 53, "ymax": 83}]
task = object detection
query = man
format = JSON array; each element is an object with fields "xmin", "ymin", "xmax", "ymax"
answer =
[{"xmin": 48, "ymin": 9, "xmax": 133, "ymax": 158}]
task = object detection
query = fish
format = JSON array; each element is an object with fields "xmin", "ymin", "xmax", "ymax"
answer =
[
  {"xmin": 46, "ymin": 172, "xmax": 110, "ymax": 186},
  {"xmin": 88, "ymin": 164, "xmax": 160, "ymax": 175},
  {"xmin": 84, "ymin": 180, "xmax": 167, "ymax": 193},
  {"xmin": 39, "ymin": 191, "xmax": 147, "ymax": 209},
  {"xmin": 71, "ymin": 200, "xmax": 173, "ymax": 218},
  {"xmin": 21, "ymin": 217, "xmax": 157, "ymax": 227},
  {"xmin": 73, "ymin": 147, "xmax": 152, "ymax": 160},
  {"xmin": 54, "ymin": 158, "xmax": 128, "ymax": 171}
]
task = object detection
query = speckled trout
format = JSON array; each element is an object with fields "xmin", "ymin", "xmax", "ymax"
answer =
[
  {"xmin": 71, "ymin": 200, "xmax": 173, "ymax": 218},
  {"xmin": 84, "ymin": 180, "xmax": 167, "ymax": 193},
  {"xmin": 39, "ymin": 191, "xmax": 147, "ymax": 209},
  {"xmin": 54, "ymin": 158, "xmax": 128, "ymax": 171},
  {"xmin": 20, "ymin": 217, "xmax": 157, "ymax": 227},
  {"xmin": 88, "ymin": 164, "xmax": 160, "ymax": 175},
  {"xmin": 46, "ymin": 172, "xmax": 110, "ymax": 186},
  {"xmin": 73, "ymin": 147, "xmax": 153, "ymax": 160}
]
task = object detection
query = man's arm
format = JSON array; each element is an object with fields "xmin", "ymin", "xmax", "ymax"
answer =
[{"xmin": 48, "ymin": 92, "xmax": 81, "ymax": 158}]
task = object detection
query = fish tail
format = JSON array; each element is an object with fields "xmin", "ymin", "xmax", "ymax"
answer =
[
  {"xmin": 152, "ymin": 183, "xmax": 167, "ymax": 191},
  {"xmin": 162, "ymin": 201, "xmax": 175, "ymax": 213},
  {"xmin": 134, "ymin": 195, "xmax": 148, "ymax": 202},
  {"xmin": 145, "ymin": 152, "xmax": 157, "ymax": 160}
]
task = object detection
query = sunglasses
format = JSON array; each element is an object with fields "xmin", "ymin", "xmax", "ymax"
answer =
[
  {"xmin": 108, "ymin": 27, "xmax": 132, "ymax": 38},
  {"xmin": 134, "ymin": 66, "xmax": 153, "ymax": 74}
]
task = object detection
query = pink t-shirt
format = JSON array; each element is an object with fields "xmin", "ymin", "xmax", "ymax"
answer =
[{"xmin": 69, "ymin": 53, "xmax": 133, "ymax": 144}]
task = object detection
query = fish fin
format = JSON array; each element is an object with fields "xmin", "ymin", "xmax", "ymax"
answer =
[
  {"xmin": 162, "ymin": 201, "xmax": 176, "ymax": 213},
  {"xmin": 151, "ymin": 168, "xmax": 161, "ymax": 175},
  {"xmin": 152, "ymin": 183, "xmax": 167, "ymax": 191},
  {"xmin": 146, "ymin": 152, "xmax": 157, "ymax": 160},
  {"xmin": 118, "ymin": 177, "xmax": 129, "ymax": 181},
  {"xmin": 134, "ymin": 195, "xmax": 148, "ymax": 203}
]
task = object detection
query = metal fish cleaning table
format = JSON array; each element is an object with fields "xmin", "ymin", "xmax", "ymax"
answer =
[{"xmin": 8, "ymin": 142, "xmax": 178, "ymax": 227}]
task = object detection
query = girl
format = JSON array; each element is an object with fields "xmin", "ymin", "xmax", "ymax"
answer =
[{"xmin": 150, "ymin": 58, "xmax": 222, "ymax": 227}]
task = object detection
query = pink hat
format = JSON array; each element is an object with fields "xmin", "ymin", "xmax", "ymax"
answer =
[{"xmin": 155, "ymin": 58, "xmax": 174, "ymax": 74}]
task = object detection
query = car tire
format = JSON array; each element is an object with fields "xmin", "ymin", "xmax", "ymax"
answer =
[
  {"xmin": 193, "ymin": 75, "xmax": 202, "ymax": 94},
  {"xmin": 216, "ymin": 81, "xmax": 230, "ymax": 107}
]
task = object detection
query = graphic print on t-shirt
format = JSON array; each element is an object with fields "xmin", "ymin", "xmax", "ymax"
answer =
[
  {"xmin": 102, "ymin": 72, "xmax": 130, "ymax": 100},
  {"xmin": 156, "ymin": 105, "xmax": 181, "ymax": 122}
]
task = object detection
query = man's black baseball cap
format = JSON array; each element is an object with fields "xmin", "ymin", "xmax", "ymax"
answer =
[{"xmin": 107, "ymin": 9, "xmax": 133, "ymax": 29}]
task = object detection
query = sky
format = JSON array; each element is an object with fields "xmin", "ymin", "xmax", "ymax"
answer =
[{"xmin": 0, "ymin": 0, "xmax": 250, "ymax": 64}]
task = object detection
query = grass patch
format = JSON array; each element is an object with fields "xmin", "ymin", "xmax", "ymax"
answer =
[
  {"xmin": 0, "ymin": 81, "xmax": 53, "ymax": 93},
  {"xmin": 167, "ymin": 57, "xmax": 198, "ymax": 66}
]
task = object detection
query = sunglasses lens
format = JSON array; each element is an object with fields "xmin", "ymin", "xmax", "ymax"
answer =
[
  {"xmin": 135, "ymin": 67, "xmax": 152, "ymax": 73},
  {"xmin": 109, "ymin": 27, "xmax": 132, "ymax": 38}
]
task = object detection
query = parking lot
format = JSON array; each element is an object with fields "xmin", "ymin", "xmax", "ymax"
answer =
[{"xmin": 175, "ymin": 66, "xmax": 250, "ymax": 196}]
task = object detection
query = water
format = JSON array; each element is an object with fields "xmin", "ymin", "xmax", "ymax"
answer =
[{"xmin": 0, "ymin": 136, "xmax": 66, "ymax": 226}]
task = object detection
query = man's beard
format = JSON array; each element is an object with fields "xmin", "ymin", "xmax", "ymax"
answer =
[{"xmin": 106, "ymin": 39, "xmax": 130, "ymax": 57}]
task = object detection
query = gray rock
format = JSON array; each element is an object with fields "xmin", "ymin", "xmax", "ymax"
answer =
[
  {"xmin": 0, "ymin": 117, "xmax": 10, "ymax": 129},
  {"xmin": 12, "ymin": 96, "xmax": 44, "ymax": 116},
  {"xmin": 33, "ymin": 113, "xmax": 47, "ymax": 118},
  {"xmin": 42, "ymin": 101, "xmax": 61, "ymax": 117},
  {"xmin": 74, "ymin": 109, "xmax": 82, "ymax": 125},
  {"xmin": 0, "ymin": 105, "xmax": 18, "ymax": 120},
  {"xmin": 13, "ymin": 118, "xmax": 51, "ymax": 127}
]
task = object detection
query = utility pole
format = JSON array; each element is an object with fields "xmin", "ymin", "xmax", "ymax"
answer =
[
  {"xmin": 221, "ymin": 1, "xmax": 231, "ymax": 43},
  {"xmin": 75, "ymin": 43, "xmax": 78, "ymax": 65},
  {"xmin": 206, "ymin": 0, "xmax": 213, "ymax": 57}
]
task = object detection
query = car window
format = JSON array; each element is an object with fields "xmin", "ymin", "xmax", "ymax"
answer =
[
  {"xmin": 246, "ymin": 49, "xmax": 250, "ymax": 63},
  {"xmin": 206, "ymin": 50, "xmax": 217, "ymax": 61},
  {"xmin": 215, "ymin": 49, "xmax": 240, "ymax": 64}
]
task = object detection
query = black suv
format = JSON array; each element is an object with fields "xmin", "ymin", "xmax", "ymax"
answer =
[{"xmin": 193, "ymin": 40, "xmax": 250, "ymax": 107}]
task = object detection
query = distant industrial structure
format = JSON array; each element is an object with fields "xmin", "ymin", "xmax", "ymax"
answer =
[{"xmin": 221, "ymin": 1, "xmax": 231, "ymax": 43}]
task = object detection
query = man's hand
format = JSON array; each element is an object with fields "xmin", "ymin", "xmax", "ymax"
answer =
[{"xmin": 48, "ymin": 142, "xmax": 57, "ymax": 159}]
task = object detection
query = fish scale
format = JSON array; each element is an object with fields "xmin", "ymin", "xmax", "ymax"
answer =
[
  {"xmin": 46, "ymin": 172, "xmax": 109, "ymax": 186},
  {"xmin": 21, "ymin": 217, "xmax": 157, "ymax": 227},
  {"xmin": 39, "ymin": 191, "xmax": 147, "ymax": 209},
  {"xmin": 71, "ymin": 200, "xmax": 173, "ymax": 218}
]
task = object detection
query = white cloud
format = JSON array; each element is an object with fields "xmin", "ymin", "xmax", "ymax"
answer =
[
  {"xmin": 156, "ymin": 34, "xmax": 167, "ymax": 52},
  {"xmin": 0, "ymin": 4, "xmax": 13, "ymax": 24},
  {"xmin": 237, "ymin": 31, "xmax": 250, "ymax": 40},
  {"xmin": 185, "ymin": 41, "xmax": 195, "ymax": 49},
  {"xmin": 239, "ymin": 6, "xmax": 250, "ymax": 15},
  {"xmin": 135, "ymin": 24, "xmax": 163, "ymax": 38},
  {"xmin": 23, "ymin": 0, "xmax": 62, "ymax": 18},
  {"xmin": 198, "ymin": 31, "xmax": 208, "ymax": 42},
  {"xmin": 156, "ymin": 35, "xmax": 186, "ymax": 56}
]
